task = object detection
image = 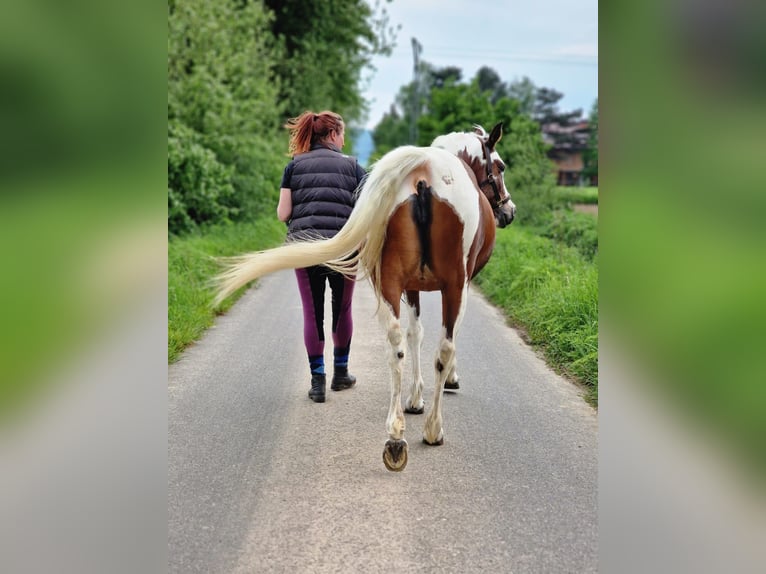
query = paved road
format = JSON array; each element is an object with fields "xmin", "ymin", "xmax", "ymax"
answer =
[{"xmin": 169, "ymin": 270, "xmax": 597, "ymax": 573}]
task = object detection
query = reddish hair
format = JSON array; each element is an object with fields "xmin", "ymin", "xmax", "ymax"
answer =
[{"xmin": 284, "ymin": 110, "xmax": 345, "ymax": 156}]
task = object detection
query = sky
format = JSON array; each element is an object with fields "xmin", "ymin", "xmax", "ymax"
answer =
[{"xmin": 360, "ymin": 0, "xmax": 598, "ymax": 129}]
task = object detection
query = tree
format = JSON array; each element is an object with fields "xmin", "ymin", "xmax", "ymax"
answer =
[
  {"xmin": 582, "ymin": 98, "xmax": 599, "ymax": 183},
  {"xmin": 371, "ymin": 104, "xmax": 410, "ymax": 158},
  {"xmin": 417, "ymin": 80, "xmax": 494, "ymax": 145},
  {"xmin": 167, "ymin": 0, "xmax": 394, "ymax": 233},
  {"xmin": 532, "ymin": 87, "xmax": 582, "ymax": 126},
  {"xmin": 168, "ymin": 0, "xmax": 284, "ymax": 233},
  {"xmin": 263, "ymin": 0, "xmax": 397, "ymax": 123},
  {"xmin": 371, "ymin": 61, "xmax": 465, "ymax": 154},
  {"xmin": 429, "ymin": 65, "xmax": 463, "ymax": 89},
  {"xmin": 507, "ymin": 76, "xmax": 537, "ymax": 117},
  {"xmin": 475, "ymin": 66, "xmax": 508, "ymax": 103},
  {"xmin": 508, "ymin": 77, "xmax": 584, "ymax": 129}
]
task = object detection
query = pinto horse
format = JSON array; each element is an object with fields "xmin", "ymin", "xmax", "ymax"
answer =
[{"xmin": 214, "ymin": 123, "xmax": 515, "ymax": 471}]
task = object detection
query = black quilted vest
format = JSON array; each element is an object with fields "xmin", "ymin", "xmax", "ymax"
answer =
[{"xmin": 286, "ymin": 147, "xmax": 361, "ymax": 241}]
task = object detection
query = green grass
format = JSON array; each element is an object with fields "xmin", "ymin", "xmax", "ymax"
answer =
[
  {"xmin": 542, "ymin": 210, "xmax": 599, "ymax": 260},
  {"xmin": 168, "ymin": 219, "xmax": 286, "ymax": 362},
  {"xmin": 555, "ymin": 186, "xmax": 599, "ymax": 205},
  {"xmin": 474, "ymin": 226, "xmax": 598, "ymax": 404}
]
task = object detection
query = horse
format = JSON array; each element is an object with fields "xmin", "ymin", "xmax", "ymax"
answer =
[{"xmin": 214, "ymin": 122, "xmax": 516, "ymax": 471}]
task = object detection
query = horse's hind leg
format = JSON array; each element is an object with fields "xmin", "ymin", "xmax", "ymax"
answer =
[
  {"xmin": 423, "ymin": 337, "xmax": 455, "ymax": 445},
  {"xmin": 423, "ymin": 283, "xmax": 465, "ymax": 445},
  {"xmin": 380, "ymin": 293, "xmax": 408, "ymax": 471},
  {"xmin": 404, "ymin": 290, "xmax": 425, "ymax": 414},
  {"xmin": 444, "ymin": 291, "xmax": 467, "ymax": 390}
]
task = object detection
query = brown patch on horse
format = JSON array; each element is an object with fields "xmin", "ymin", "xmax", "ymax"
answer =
[
  {"xmin": 467, "ymin": 192, "xmax": 496, "ymax": 279},
  {"xmin": 456, "ymin": 149, "xmax": 486, "ymax": 187},
  {"xmin": 380, "ymin": 194, "xmax": 467, "ymax": 299},
  {"xmin": 454, "ymin": 150, "xmax": 497, "ymax": 278},
  {"xmin": 422, "ymin": 198, "xmax": 466, "ymax": 290}
]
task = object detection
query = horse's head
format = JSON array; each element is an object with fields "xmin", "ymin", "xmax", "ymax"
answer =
[
  {"xmin": 470, "ymin": 122, "xmax": 516, "ymax": 228},
  {"xmin": 432, "ymin": 123, "xmax": 516, "ymax": 228}
]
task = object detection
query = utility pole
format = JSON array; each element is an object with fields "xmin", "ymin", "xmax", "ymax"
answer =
[{"xmin": 410, "ymin": 37, "xmax": 422, "ymax": 144}]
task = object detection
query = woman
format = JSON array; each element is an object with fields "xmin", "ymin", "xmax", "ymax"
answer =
[{"xmin": 278, "ymin": 110, "xmax": 367, "ymax": 403}]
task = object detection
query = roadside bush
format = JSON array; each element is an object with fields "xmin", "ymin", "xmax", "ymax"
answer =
[
  {"xmin": 542, "ymin": 210, "xmax": 599, "ymax": 260},
  {"xmin": 168, "ymin": 120, "xmax": 235, "ymax": 235},
  {"xmin": 554, "ymin": 186, "xmax": 599, "ymax": 206},
  {"xmin": 226, "ymin": 135, "xmax": 286, "ymax": 223}
]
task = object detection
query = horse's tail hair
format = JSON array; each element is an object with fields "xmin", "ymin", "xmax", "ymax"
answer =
[
  {"xmin": 323, "ymin": 146, "xmax": 430, "ymax": 296},
  {"xmin": 213, "ymin": 145, "xmax": 430, "ymax": 307},
  {"xmin": 212, "ymin": 233, "xmax": 359, "ymax": 307}
]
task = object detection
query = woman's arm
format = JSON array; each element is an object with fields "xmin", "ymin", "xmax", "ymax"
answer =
[{"xmin": 277, "ymin": 187, "xmax": 292, "ymax": 222}]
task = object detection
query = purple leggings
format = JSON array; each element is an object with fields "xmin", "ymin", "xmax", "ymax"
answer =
[{"xmin": 294, "ymin": 266, "xmax": 355, "ymax": 358}]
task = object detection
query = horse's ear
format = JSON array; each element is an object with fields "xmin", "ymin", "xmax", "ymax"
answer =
[{"xmin": 488, "ymin": 121, "xmax": 503, "ymax": 149}]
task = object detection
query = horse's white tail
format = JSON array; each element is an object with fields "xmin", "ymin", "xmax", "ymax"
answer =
[{"xmin": 213, "ymin": 146, "xmax": 430, "ymax": 306}]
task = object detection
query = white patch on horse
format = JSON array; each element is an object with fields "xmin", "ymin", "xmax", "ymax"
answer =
[
  {"xmin": 423, "ymin": 147, "xmax": 480, "ymax": 257},
  {"xmin": 432, "ymin": 132, "xmax": 484, "ymax": 165}
]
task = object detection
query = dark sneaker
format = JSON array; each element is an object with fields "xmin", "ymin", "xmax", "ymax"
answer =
[
  {"xmin": 308, "ymin": 374, "xmax": 326, "ymax": 403},
  {"xmin": 331, "ymin": 370, "xmax": 356, "ymax": 391}
]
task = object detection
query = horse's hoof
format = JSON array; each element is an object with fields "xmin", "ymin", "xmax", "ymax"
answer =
[
  {"xmin": 444, "ymin": 380, "xmax": 459, "ymax": 390},
  {"xmin": 383, "ymin": 439, "xmax": 408, "ymax": 472},
  {"xmin": 422, "ymin": 433, "xmax": 444, "ymax": 446},
  {"xmin": 404, "ymin": 403, "xmax": 424, "ymax": 414}
]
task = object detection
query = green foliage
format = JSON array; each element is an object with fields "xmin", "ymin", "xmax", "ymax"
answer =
[
  {"xmin": 531, "ymin": 86, "xmax": 583, "ymax": 125},
  {"xmin": 264, "ymin": 0, "xmax": 397, "ymax": 122},
  {"xmin": 582, "ymin": 98, "xmax": 599, "ymax": 181},
  {"xmin": 370, "ymin": 105, "xmax": 410, "ymax": 158},
  {"xmin": 542, "ymin": 210, "xmax": 599, "ymax": 260},
  {"xmin": 555, "ymin": 186, "xmax": 599, "ymax": 205},
  {"xmin": 499, "ymin": 113, "xmax": 558, "ymax": 228},
  {"xmin": 507, "ymin": 76, "xmax": 537, "ymax": 116},
  {"xmin": 168, "ymin": 219, "xmax": 287, "ymax": 361},
  {"xmin": 417, "ymin": 80, "xmax": 495, "ymax": 144},
  {"xmin": 474, "ymin": 227, "xmax": 598, "ymax": 403},
  {"xmin": 168, "ymin": 120, "xmax": 235, "ymax": 235},
  {"xmin": 168, "ymin": 0, "xmax": 285, "ymax": 231},
  {"xmin": 168, "ymin": 0, "xmax": 397, "ymax": 233},
  {"xmin": 168, "ymin": 0, "xmax": 282, "ymax": 143}
]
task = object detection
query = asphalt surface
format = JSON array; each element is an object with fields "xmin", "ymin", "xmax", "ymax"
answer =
[{"xmin": 168, "ymin": 270, "xmax": 597, "ymax": 573}]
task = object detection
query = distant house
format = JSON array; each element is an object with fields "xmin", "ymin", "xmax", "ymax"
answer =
[{"xmin": 542, "ymin": 120, "xmax": 596, "ymax": 186}]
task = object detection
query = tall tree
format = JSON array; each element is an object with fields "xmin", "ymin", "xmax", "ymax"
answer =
[
  {"xmin": 371, "ymin": 62, "xmax": 464, "ymax": 154},
  {"xmin": 168, "ymin": 0, "xmax": 284, "ymax": 232},
  {"xmin": 264, "ymin": 0, "xmax": 396, "ymax": 123},
  {"xmin": 475, "ymin": 66, "xmax": 508, "ymax": 103},
  {"xmin": 507, "ymin": 76, "xmax": 537, "ymax": 117},
  {"xmin": 532, "ymin": 87, "xmax": 582, "ymax": 126},
  {"xmin": 429, "ymin": 65, "xmax": 463, "ymax": 89},
  {"xmin": 371, "ymin": 104, "xmax": 410, "ymax": 157}
]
